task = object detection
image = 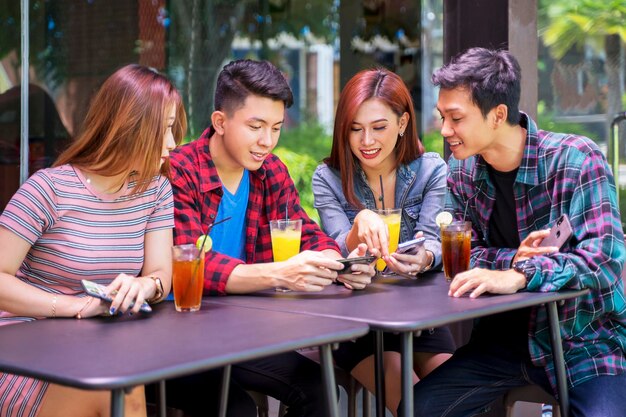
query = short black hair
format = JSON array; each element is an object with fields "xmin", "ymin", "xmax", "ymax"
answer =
[
  {"xmin": 214, "ymin": 59, "xmax": 294, "ymax": 114},
  {"xmin": 432, "ymin": 48, "xmax": 521, "ymax": 125}
]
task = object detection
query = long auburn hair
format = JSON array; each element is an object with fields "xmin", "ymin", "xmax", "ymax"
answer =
[
  {"xmin": 54, "ymin": 64, "xmax": 187, "ymax": 194},
  {"xmin": 325, "ymin": 68, "xmax": 424, "ymax": 209}
]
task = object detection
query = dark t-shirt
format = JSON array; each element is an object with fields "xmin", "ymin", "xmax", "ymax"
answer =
[{"xmin": 472, "ymin": 164, "xmax": 530, "ymax": 356}]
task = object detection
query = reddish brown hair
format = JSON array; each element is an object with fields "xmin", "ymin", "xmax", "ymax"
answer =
[
  {"xmin": 325, "ymin": 68, "xmax": 424, "ymax": 209},
  {"xmin": 54, "ymin": 64, "xmax": 187, "ymax": 193}
]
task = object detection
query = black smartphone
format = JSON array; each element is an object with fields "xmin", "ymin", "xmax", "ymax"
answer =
[
  {"xmin": 540, "ymin": 214, "xmax": 573, "ymax": 249},
  {"xmin": 81, "ymin": 279, "xmax": 152, "ymax": 313},
  {"xmin": 396, "ymin": 237, "xmax": 426, "ymax": 255},
  {"xmin": 336, "ymin": 255, "xmax": 377, "ymax": 274}
]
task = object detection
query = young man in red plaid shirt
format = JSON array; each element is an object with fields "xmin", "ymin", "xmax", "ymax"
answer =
[{"xmin": 162, "ymin": 59, "xmax": 375, "ymax": 417}]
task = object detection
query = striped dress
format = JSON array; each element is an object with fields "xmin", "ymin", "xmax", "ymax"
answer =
[{"xmin": 0, "ymin": 164, "xmax": 174, "ymax": 417}]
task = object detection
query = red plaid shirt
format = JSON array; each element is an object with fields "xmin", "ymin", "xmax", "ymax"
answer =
[{"xmin": 170, "ymin": 127, "xmax": 340, "ymax": 295}]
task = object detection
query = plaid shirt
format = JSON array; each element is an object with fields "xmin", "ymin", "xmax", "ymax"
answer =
[
  {"xmin": 170, "ymin": 127, "xmax": 339, "ymax": 295},
  {"xmin": 445, "ymin": 113, "xmax": 626, "ymax": 392}
]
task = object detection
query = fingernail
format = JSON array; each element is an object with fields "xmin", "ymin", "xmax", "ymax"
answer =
[{"xmin": 109, "ymin": 307, "xmax": 116, "ymax": 315}]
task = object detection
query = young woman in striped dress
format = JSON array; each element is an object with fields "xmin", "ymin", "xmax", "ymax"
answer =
[{"xmin": 0, "ymin": 64, "xmax": 186, "ymax": 417}]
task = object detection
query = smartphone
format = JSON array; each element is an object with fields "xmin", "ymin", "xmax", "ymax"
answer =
[
  {"xmin": 396, "ymin": 237, "xmax": 426, "ymax": 255},
  {"xmin": 336, "ymin": 255, "xmax": 377, "ymax": 274},
  {"xmin": 540, "ymin": 214, "xmax": 573, "ymax": 249},
  {"xmin": 81, "ymin": 279, "xmax": 152, "ymax": 313}
]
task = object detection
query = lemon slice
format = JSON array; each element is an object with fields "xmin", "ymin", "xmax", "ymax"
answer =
[
  {"xmin": 195, "ymin": 235, "xmax": 212, "ymax": 252},
  {"xmin": 435, "ymin": 211, "xmax": 453, "ymax": 227}
]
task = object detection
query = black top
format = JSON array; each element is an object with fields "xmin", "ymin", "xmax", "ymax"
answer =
[{"xmin": 473, "ymin": 164, "xmax": 530, "ymax": 356}]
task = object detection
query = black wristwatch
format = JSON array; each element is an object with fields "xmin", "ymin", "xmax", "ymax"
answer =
[{"xmin": 513, "ymin": 259, "xmax": 536, "ymax": 288}]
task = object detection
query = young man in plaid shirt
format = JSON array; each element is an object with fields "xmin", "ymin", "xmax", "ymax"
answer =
[
  {"xmin": 162, "ymin": 59, "xmax": 375, "ymax": 416},
  {"xmin": 406, "ymin": 48, "xmax": 626, "ymax": 417}
]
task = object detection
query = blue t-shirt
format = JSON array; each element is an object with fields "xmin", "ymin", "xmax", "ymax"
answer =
[{"xmin": 209, "ymin": 170, "xmax": 250, "ymax": 261}]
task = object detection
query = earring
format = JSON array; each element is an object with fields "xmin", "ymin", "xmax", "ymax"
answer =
[{"xmin": 399, "ymin": 131, "xmax": 404, "ymax": 137}]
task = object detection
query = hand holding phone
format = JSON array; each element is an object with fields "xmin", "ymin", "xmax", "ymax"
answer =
[
  {"xmin": 336, "ymin": 255, "xmax": 377, "ymax": 274},
  {"xmin": 81, "ymin": 279, "xmax": 152, "ymax": 313},
  {"xmin": 396, "ymin": 237, "xmax": 426, "ymax": 255},
  {"xmin": 540, "ymin": 214, "xmax": 573, "ymax": 249}
]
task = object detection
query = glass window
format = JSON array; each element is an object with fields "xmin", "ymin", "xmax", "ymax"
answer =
[
  {"xmin": 0, "ymin": 0, "xmax": 443, "ymax": 218},
  {"xmin": 538, "ymin": 0, "xmax": 626, "ymax": 229}
]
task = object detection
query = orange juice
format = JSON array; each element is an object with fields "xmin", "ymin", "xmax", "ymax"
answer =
[
  {"xmin": 376, "ymin": 209, "xmax": 402, "ymax": 271},
  {"xmin": 270, "ymin": 229, "xmax": 301, "ymax": 261}
]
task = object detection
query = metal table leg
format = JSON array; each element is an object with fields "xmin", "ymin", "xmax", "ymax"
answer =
[
  {"xmin": 111, "ymin": 388, "xmax": 125, "ymax": 417},
  {"xmin": 157, "ymin": 380, "xmax": 166, "ymax": 417},
  {"xmin": 218, "ymin": 365, "xmax": 232, "ymax": 417},
  {"xmin": 374, "ymin": 330, "xmax": 386, "ymax": 417},
  {"xmin": 319, "ymin": 344, "xmax": 340, "ymax": 417},
  {"xmin": 547, "ymin": 301, "xmax": 569, "ymax": 417},
  {"xmin": 400, "ymin": 331, "xmax": 415, "ymax": 417}
]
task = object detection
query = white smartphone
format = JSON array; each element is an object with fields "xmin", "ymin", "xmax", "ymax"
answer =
[
  {"xmin": 396, "ymin": 237, "xmax": 426, "ymax": 255},
  {"xmin": 540, "ymin": 214, "xmax": 573, "ymax": 249},
  {"xmin": 81, "ymin": 279, "xmax": 152, "ymax": 313}
]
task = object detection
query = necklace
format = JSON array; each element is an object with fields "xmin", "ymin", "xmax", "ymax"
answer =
[
  {"xmin": 83, "ymin": 171, "xmax": 125, "ymax": 194},
  {"xmin": 369, "ymin": 171, "xmax": 396, "ymax": 205}
]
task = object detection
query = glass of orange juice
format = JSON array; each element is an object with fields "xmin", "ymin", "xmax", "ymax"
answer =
[
  {"xmin": 172, "ymin": 244, "xmax": 204, "ymax": 312},
  {"xmin": 269, "ymin": 219, "xmax": 302, "ymax": 291},
  {"xmin": 374, "ymin": 208, "xmax": 402, "ymax": 272}
]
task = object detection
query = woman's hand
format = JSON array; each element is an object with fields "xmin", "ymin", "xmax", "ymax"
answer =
[
  {"xmin": 105, "ymin": 273, "xmax": 155, "ymax": 315},
  {"xmin": 385, "ymin": 232, "xmax": 432, "ymax": 276},
  {"xmin": 352, "ymin": 209, "xmax": 389, "ymax": 257},
  {"xmin": 72, "ymin": 296, "xmax": 108, "ymax": 319}
]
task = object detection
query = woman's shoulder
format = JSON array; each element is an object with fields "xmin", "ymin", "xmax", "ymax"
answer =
[
  {"xmin": 419, "ymin": 152, "xmax": 445, "ymax": 164},
  {"xmin": 313, "ymin": 163, "xmax": 341, "ymax": 181},
  {"xmin": 406, "ymin": 152, "xmax": 446, "ymax": 171},
  {"xmin": 22, "ymin": 165, "xmax": 79, "ymax": 192}
]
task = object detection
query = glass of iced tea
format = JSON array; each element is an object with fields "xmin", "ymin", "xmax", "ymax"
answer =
[
  {"xmin": 172, "ymin": 244, "xmax": 204, "ymax": 312},
  {"xmin": 440, "ymin": 221, "xmax": 471, "ymax": 282},
  {"xmin": 374, "ymin": 208, "xmax": 402, "ymax": 271},
  {"xmin": 269, "ymin": 219, "xmax": 302, "ymax": 292}
]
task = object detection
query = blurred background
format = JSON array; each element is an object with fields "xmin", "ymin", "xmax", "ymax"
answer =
[{"xmin": 1, "ymin": 0, "xmax": 625, "ymax": 229}]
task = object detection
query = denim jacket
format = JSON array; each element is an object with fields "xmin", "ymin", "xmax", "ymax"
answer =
[{"xmin": 312, "ymin": 152, "xmax": 447, "ymax": 267}]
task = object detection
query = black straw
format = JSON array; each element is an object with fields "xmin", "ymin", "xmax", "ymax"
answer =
[
  {"xmin": 196, "ymin": 216, "xmax": 232, "ymax": 258},
  {"xmin": 379, "ymin": 175, "xmax": 385, "ymax": 210},
  {"xmin": 285, "ymin": 193, "xmax": 290, "ymax": 221}
]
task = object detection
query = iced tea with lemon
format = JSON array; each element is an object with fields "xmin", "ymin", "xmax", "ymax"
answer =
[
  {"xmin": 172, "ymin": 244, "xmax": 204, "ymax": 312},
  {"xmin": 441, "ymin": 221, "xmax": 471, "ymax": 281}
]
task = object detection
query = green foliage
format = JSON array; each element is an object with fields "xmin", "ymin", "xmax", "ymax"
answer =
[
  {"xmin": 540, "ymin": 0, "xmax": 626, "ymax": 59},
  {"xmin": 273, "ymin": 122, "xmax": 332, "ymax": 223},
  {"xmin": 420, "ymin": 130, "xmax": 445, "ymax": 158}
]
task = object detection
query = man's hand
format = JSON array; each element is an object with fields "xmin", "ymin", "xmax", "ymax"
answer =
[
  {"xmin": 272, "ymin": 251, "xmax": 339, "ymax": 291},
  {"xmin": 513, "ymin": 230, "xmax": 558, "ymax": 264},
  {"xmin": 334, "ymin": 243, "xmax": 375, "ymax": 290},
  {"xmin": 448, "ymin": 268, "xmax": 526, "ymax": 299}
]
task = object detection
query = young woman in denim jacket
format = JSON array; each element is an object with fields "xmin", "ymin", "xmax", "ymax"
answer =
[{"xmin": 312, "ymin": 68, "xmax": 455, "ymax": 416}]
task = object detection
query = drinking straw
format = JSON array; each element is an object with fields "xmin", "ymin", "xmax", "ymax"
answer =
[
  {"xmin": 196, "ymin": 216, "xmax": 232, "ymax": 260},
  {"xmin": 463, "ymin": 199, "xmax": 471, "ymax": 223},
  {"xmin": 379, "ymin": 175, "xmax": 385, "ymax": 210},
  {"xmin": 285, "ymin": 193, "xmax": 290, "ymax": 221}
]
